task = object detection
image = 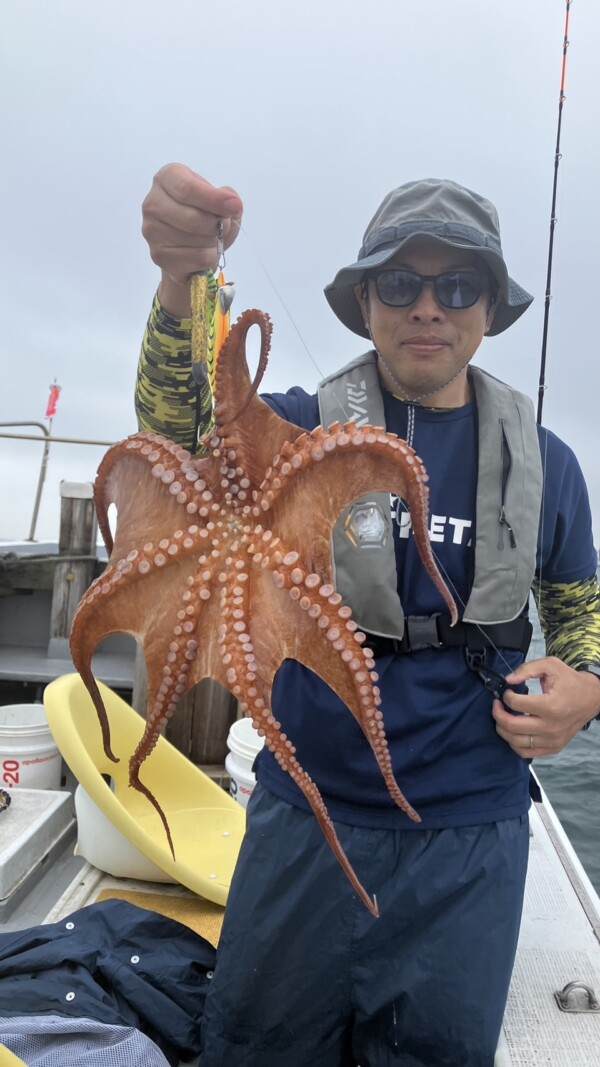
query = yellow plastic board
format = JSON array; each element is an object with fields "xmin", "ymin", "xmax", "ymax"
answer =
[
  {"xmin": 0, "ymin": 1047, "xmax": 28, "ymax": 1067},
  {"xmin": 44, "ymin": 674, "xmax": 245, "ymax": 906}
]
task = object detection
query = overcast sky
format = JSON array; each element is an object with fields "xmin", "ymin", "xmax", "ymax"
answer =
[{"xmin": 1, "ymin": 0, "xmax": 598, "ymax": 546}]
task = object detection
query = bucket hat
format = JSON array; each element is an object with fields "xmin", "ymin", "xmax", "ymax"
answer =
[{"xmin": 324, "ymin": 179, "xmax": 533, "ymax": 337}]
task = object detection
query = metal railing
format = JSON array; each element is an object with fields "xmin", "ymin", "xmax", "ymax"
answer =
[{"xmin": 0, "ymin": 423, "xmax": 114, "ymax": 542}]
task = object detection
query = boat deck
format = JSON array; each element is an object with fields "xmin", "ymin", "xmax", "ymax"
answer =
[{"xmin": 497, "ymin": 799, "xmax": 600, "ymax": 1065}]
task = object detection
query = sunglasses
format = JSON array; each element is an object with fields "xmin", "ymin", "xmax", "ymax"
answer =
[{"xmin": 370, "ymin": 269, "xmax": 493, "ymax": 310}]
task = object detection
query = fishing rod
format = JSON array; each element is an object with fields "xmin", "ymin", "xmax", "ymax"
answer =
[{"xmin": 537, "ymin": 0, "xmax": 572, "ymax": 425}]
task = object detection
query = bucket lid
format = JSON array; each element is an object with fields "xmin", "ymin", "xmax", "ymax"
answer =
[
  {"xmin": 0, "ymin": 704, "xmax": 52, "ymax": 733},
  {"xmin": 227, "ymin": 717, "xmax": 265, "ymax": 760}
]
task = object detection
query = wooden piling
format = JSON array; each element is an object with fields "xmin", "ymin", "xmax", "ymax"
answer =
[
  {"xmin": 48, "ymin": 481, "xmax": 98, "ymax": 659},
  {"xmin": 166, "ymin": 680, "xmax": 239, "ymax": 765}
]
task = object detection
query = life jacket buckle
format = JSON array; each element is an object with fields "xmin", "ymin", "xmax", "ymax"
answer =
[{"xmin": 404, "ymin": 615, "xmax": 444, "ymax": 652}]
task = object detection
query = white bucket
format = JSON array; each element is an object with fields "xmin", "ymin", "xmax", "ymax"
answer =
[
  {"xmin": 225, "ymin": 717, "xmax": 265, "ymax": 809},
  {"xmin": 74, "ymin": 784, "xmax": 176, "ymax": 882},
  {"xmin": 0, "ymin": 704, "xmax": 62, "ymax": 791}
]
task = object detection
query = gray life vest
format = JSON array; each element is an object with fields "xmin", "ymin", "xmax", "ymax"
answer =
[{"xmin": 318, "ymin": 352, "xmax": 543, "ymax": 638}]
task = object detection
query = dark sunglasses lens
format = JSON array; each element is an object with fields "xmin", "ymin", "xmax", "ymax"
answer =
[
  {"xmin": 374, "ymin": 270, "xmax": 487, "ymax": 309},
  {"xmin": 435, "ymin": 272, "xmax": 484, "ymax": 308},
  {"xmin": 375, "ymin": 271, "xmax": 422, "ymax": 307}
]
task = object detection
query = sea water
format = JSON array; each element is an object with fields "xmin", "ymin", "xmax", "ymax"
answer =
[{"xmin": 528, "ymin": 603, "xmax": 600, "ymax": 895}]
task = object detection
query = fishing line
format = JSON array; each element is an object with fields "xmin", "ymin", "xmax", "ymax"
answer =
[
  {"xmin": 239, "ymin": 224, "xmax": 327, "ymax": 382},
  {"xmin": 239, "ymin": 224, "xmax": 356, "ymax": 428}
]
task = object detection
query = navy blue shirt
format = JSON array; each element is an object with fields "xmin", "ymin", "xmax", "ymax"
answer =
[{"xmin": 254, "ymin": 382, "xmax": 597, "ymax": 829}]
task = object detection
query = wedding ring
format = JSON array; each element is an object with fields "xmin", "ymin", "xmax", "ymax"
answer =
[{"xmin": 529, "ymin": 735, "xmax": 535, "ymax": 751}]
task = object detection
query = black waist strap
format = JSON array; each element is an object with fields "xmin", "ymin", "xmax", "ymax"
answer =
[{"xmin": 364, "ymin": 614, "xmax": 532, "ymax": 657}]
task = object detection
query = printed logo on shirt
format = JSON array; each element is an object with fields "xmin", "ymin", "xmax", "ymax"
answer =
[{"xmin": 391, "ymin": 496, "xmax": 472, "ymax": 546}]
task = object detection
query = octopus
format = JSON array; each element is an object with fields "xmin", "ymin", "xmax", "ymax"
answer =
[{"xmin": 70, "ymin": 308, "xmax": 457, "ymax": 917}]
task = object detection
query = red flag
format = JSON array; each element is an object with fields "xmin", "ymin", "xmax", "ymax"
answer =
[{"xmin": 45, "ymin": 383, "xmax": 61, "ymax": 419}]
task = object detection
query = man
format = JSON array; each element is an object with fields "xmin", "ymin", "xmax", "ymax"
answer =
[{"xmin": 138, "ymin": 165, "xmax": 600, "ymax": 1066}]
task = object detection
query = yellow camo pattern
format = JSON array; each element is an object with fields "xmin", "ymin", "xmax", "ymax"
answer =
[
  {"xmin": 135, "ymin": 296, "xmax": 199, "ymax": 451},
  {"xmin": 533, "ymin": 574, "xmax": 600, "ymax": 667},
  {"xmin": 135, "ymin": 274, "xmax": 230, "ymax": 453}
]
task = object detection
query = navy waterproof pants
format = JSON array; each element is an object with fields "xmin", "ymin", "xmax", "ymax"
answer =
[{"xmin": 201, "ymin": 785, "xmax": 529, "ymax": 1067}]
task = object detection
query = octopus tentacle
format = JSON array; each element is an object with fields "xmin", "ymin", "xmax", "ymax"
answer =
[
  {"xmin": 271, "ymin": 563, "xmax": 420, "ymax": 823},
  {"xmin": 217, "ymin": 570, "xmax": 254, "ymax": 701},
  {"xmin": 212, "ymin": 310, "xmax": 273, "ymax": 430},
  {"xmin": 128, "ymin": 766, "xmax": 175, "ymax": 858},
  {"xmin": 73, "ymin": 657, "xmax": 118, "ymax": 765},
  {"xmin": 127, "ymin": 567, "xmax": 214, "ymax": 856},
  {"xmin": 247, "ymin": 677, "xmax": 380, "ymax": 917}
]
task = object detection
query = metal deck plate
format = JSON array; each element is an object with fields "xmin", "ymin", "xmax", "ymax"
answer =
[{"xmin": 0, "ymin": 789, "xmax": 75, "ymax": 918}]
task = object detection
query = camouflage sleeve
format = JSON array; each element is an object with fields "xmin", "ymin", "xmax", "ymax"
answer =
[
  {"xmin": 532, "ymin": 574, "xmax": 600, "ymax": 668},
  {"xmin": 135, "ymin": 294, "xmax": 206, "ymax": 453}
]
